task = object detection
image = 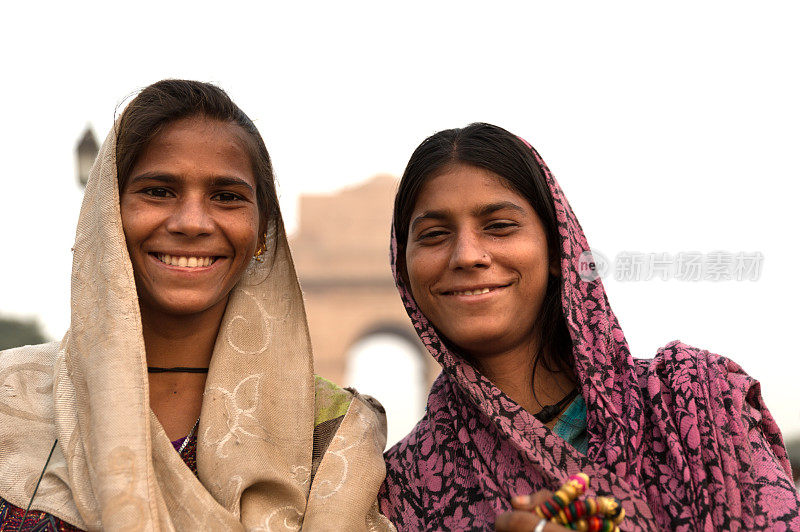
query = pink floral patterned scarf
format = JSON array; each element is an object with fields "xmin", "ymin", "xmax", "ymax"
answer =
[{"xmin": 377, "ymin": 141, "xmax": 800, "ymax": 530}]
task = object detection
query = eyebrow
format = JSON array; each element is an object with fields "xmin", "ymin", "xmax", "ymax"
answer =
[
  {"xmin": 126, "ymin": 173, "xmax": 179, "ymax": 188},
  {"xmin": 126, "ymin": 172, "xmax": 255, "ymax": 194},
  {"xmin": 475, "ymin": 201, "xmax": 527, "ymax": 217},
  {"xmin": 410, "ymin": 201, "xmax": 527, "ymax": 231},
  {"xmin": 209, "ymin": 176, "xmax": 255, "ymax": 194}
]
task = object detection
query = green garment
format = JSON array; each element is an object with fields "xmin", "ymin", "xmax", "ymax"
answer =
[{"xmin": 553, "ymin": 395, "xmax": 588, "ymax": 455}]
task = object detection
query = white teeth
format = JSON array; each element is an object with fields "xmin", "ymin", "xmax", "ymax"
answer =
[
  {"xmin": 156, "ymin": 254, "xmax": 215, "ymax": 268},
  {"xmin": 452, "ymin": 287, "xmax": 493, "ymax": 296}
]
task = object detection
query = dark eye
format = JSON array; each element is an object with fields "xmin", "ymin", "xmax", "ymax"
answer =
[
  {"xmin": 417, "ymin": 229, "xmax": 449, "ymax": 242},
  {"xmin": 213, "ymin": 192, "xmax": 243, "ymax": 202},
  {"xmin": 486, "ymin": 221, "xmax": 517, "ymax": 232},
  {"xmin": 143, "ymin": 187, "xmax": 172, "ymax": 198}
]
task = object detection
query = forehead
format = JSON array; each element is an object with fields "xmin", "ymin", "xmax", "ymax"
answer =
[
  {"xmin": 131, "ymin": 116, "xmax": 255, "ymax": 186},
  {"xmin": 412, "ymin": 164, "xmax": 529, "ymax": 213}
]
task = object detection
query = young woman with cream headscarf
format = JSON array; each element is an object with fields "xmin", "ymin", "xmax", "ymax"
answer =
[
  {"xmin": 378, "ymin": 123, "xmax": 799, "ymax": 531},
  {"xmin": 0, "ymin": 80, "xmax": 393, "ymax": 531}
]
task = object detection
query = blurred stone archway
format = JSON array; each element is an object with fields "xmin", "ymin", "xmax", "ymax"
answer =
[{"xmin": 289, "ymin": 175, "xmax": 439, "ymax": 394}]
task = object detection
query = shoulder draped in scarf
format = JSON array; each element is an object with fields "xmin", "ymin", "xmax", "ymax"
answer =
[{"xmin": 0, "ymin": 124, "xmax": 394, "ymax": 531}]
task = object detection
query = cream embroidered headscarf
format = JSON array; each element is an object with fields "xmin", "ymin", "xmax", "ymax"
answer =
[{"xmin": 0, "ymin": 122, "xmax": 393, "ymax": 530}]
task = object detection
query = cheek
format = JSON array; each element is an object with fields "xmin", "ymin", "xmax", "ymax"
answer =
[
  {"xmin": 240, "ymin": 227, "xmax": 259, "ymax": 251},
  {"xmin": 236, "ymin": 237, "xmax": 259, "ymax": 263},
  {"xmin": 119, "ymin": 200, "xmax": 149, "ymax": 250},
  {"xmin": 405, "ymin": 253, "xmax": 447, "ymax": 326},
  {"xmin": 514, "ymin": 235, "xmax": 550, "ymax": 275},
  {"xmin": 519, "ymin": 254, "xmax": 552, "ymax": 305},
  {"xmin": 118, "ymin": 197, "xmax": 134, "ymax": 235},
  {"xmin": 227, "ymin": 211, "xmax": 261, "ymax": 254},
  {"xmin": 405, "ymin": 251, "xmax": 434, "ymax": 299}
]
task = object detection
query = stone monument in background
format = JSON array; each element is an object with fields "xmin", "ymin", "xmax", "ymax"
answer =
[
  {"xmin": 290, "ymin": 175, "xmax": 438, "ymax": 444},
  {"xmin": 289, "ymin": 174, "xmax": 439, "ymax": 384}
]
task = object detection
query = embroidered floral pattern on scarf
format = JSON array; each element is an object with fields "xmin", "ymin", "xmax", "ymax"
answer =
[{"xmin": 0, "ymin": 432, "xmax": 197, "ymax": 531}]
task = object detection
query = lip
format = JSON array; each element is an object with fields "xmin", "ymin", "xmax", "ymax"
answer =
[
  {"xmin": 147, "ymin": 252, "xmax": 226, "ymax": 271},
  {"xmin": 148, "ymin": 249, "xmax": 227, "ymax": 258},
  {"xmin": 438, "ymin": 282, "xmax": 513, "ymax": 297}
]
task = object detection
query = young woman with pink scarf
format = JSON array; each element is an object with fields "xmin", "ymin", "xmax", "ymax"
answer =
[{"xmin": 378, "ymin": 123, "xmax": 799, "ymax": 531}]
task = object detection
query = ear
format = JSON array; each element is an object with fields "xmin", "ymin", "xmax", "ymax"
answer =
[
  {"xmin": 549, "ymin": 254, "xmax": 561, "ymax": 277},
  {"xmin": 254, "ymin": 215, "xmax": 269, "ymax": 255},
  {"xmin": 397, "ymin": 254, "xmax": 411, "ymax": 286}
]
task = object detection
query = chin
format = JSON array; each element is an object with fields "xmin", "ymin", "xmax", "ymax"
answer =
[
  {"xmin": 145, "ymin": 291, "xmax": 228, "ymax": 318},
  {"xmin": 444, "ymin": 326, "xmax": 511, "ymax": 355}
]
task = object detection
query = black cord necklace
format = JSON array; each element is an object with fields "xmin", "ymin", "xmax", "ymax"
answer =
[
  {"xmin": 147, "ymin": 366, "xmax": 209, "ymax": 374},
  {"xmin": 18, "ymin": 439, "xmax": 58, "ymax": 532},
  {"xmin": 533, "ymin": 388, "xmax": 580, "ymax": 424}
]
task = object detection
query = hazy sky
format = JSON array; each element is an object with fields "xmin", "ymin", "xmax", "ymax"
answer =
[{"xmin": 1, "ymin": 2, "xmax": 798, "ymax": 436}]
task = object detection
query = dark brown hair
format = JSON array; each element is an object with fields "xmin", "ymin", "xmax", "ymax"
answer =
[
  {"xmin": 393, "ymin": 122, "xmax": 574, "ymax": 380},
  {"xmin": 116, "ymin": 79, "xmax": 279, "ymax": 232}
]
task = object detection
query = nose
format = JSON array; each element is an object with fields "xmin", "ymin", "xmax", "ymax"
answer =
[
  {"xmin": 449, "ymin": 230, "xmax": 490, "ymax": 270},
  {"xmin": 165, "ymin": 196, "xmax": 214, "ymax": 237}
]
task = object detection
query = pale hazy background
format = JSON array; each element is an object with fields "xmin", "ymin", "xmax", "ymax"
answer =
[{"xmin": 1, "ymin": 2, "xmax": 798, "ymax": 440}]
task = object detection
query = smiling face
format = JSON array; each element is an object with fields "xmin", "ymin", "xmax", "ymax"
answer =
[
  {"xmin": 405, "ymin": 163, "xmax": 556, "ymax": 357},
  {"xmin": 119, "ymin": 116, "xmax": 261, "ymax": 319}
]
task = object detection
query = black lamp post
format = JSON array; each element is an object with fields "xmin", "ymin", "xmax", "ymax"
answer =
[{"xmin": 76, "ymin": 127, "xmax": 99, "ymax": 188}]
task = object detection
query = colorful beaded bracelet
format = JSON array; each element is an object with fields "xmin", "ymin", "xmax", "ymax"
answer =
[
  {"xmin": 555, "ymin": 496, "xmax": 625, "ymax": 526},
  {"xmin": 532, "ymin": 473, "xmax": 625, "ymax": 531},
  {"xmin": 534, "ymin": 473, "xmax": 590, "ymax": 520},
  {"xmin": 565, "ymin": 515, "xmax": 619, "ymax": 532}
]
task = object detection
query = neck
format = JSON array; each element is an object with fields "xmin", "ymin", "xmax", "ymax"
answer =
[
  {"xmin": 139, "ymin": 300, "xmax": 227, "ymax": 369},
  {"xmin": 474, "ymin": 341, "xmax": 575, "ymax": 429},
  {"xmin": 139, "ymin": 298, "xmax": 227, "ymax": 440}
]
